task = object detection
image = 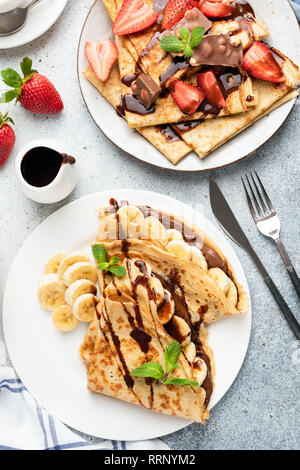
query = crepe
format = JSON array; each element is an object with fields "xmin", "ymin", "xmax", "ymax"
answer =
[
  {"xmin": 173, "ymin": 49, "xmax": 300, "ymax": 158},
  {"xmin": 115, "ymin": 34, "xmax": 257, "ymax": 128},
  {"xmin": 80, "ymin": 258, "xmax": 214, "ymax": 423},
  {"xmin": 83, "ymin": 64, "xmax": 191, "ymax": 164}
]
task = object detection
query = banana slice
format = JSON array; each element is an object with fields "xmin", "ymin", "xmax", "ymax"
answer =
[
  {"xmin": 73, "ymin": 294, "xmax": 98, "ymax": 322},
  {"xmin": 65, "ymin": 279, "xmax": 97, "ymax": 305},
  {"xmin": 167, "ymin": 240, "xmax": 191, "ymax": 260},
  {"xmin": 117, "ymin": 205, "xmax": 144, "ymax": 225},
  {"xmin": 189, "ymin": 246, "xmax": 208, "ymax": 271},
  {"xmin": 226, "ymin": 279, "xmax": 238, "ymax": 307},
  {"xmin": 44, "ymin": 252, "xmax": 67, "ymax": 274},
  {"xmin": 52, "ymin": 305, "xmax": 79, "ymax": 332},
  {"xmin": 57, "ymin": 251, "xmax": 90, "ymax": 280},
  {"xmin": 38, "ymin": 274, "xmax": 66, "ymax": 311},
  {"xmin": 157, "ymin": 290, "xmax": 175, "ymax": 324},
  {"xmin": 145, "ymin": 216, "xmax": 167, "ymax": 241},
  {"xmin": 168, "ymin": 315, "xmax": 191, "ymax": 347},
  {"xmin": 183, "ymin": 342, "xmax": 196, "ymax": 363},
  {"xmin": 98, "ymin": 213, "xmax": 119, "ymax": 240},
  {"xmin": 166, "ymin": 229, "xmax": 183, "ymax": 242},
  {"xmin": 208, "ymin": 267, "xmax": 230, "ymax": 294},
  {"xmin": 63, "ymin": 262, "xmax": 97, "ymax": 286},
  {"xmin": 192, "ymin": 358, "xmax": 207, "ymax": 386},
  {"xmin": 149, "ymin": 276, "xmax": 165, "ymax": 305}
]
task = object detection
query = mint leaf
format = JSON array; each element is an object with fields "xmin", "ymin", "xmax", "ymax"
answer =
[
  {"xmin": 164, "ymin": 378, "xmax": 199, "ymax": 387},
  {"xmin": 189, "ymin": 26, "xmax": 205, "ymax": 49},
  {"xmin": 131, "ymin": 362, "xmax": 165, "ymax": 381},
  {"xmin": 98, "ymin": 262, "xmax": 110, "ymax": 271},
  {"xmin": 1, "ymin": 68, "xmax": 22, "ymax": 88},
  {"xmin": 160, "ymin": 35, "xmax": 184, "ymax": 53},
  {"xmin": 179, "ymin": 27, "xmax": 189, "ymax": 44},
  {"xmin": 164, "ymin": 341, "xmax": 181, "ymax": 373},
  {"xmin": 109, "ymin": 256, "xmax": 119, "ymax": 266},
  {"xmin": 109, "ymin": 265, "xmax": 126, "ymax": 278},
  {"xmin": 92, "ymin": 244, "xmax": 107, "ymax": 264},
  {"xmin": 0, "ymin": 90, "xmax": 18, "ymax": 103},
  {"xmin": 183, "ymin": 44, "xmax": 193, "ymax": 58}
]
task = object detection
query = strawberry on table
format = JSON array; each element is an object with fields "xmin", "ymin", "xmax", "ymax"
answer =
[
  {"xmin": 197, "ymin": 69, "xmax": 226, "ymax": 108},
  {"xmin": 169, "ymin": 78, "xmax": 206, "ymax": 114},
  {"xmin": 162, "ymin": 0, "xmax": 199, "ymax": 30},
  {"xmin": 85, "ymin": 40, "xmax": 118, "ymax": 82},
  {"xmin": 243, "ymin": 41, "xmax": 286, "ymax": 83},
  {"xmin": 199, "ymin": 0, "xmax": 234, "ymax": 18},
  {"xmin": 112, "ymin": 0, "xmax": 158, "ymax": 35},
  {"xmin": 0, "ymin": 112, "xmax": 15, "ymax": 168},
  {"xmin": 0, "ymin": 57, "xmax": 63, "ymax": 114}
]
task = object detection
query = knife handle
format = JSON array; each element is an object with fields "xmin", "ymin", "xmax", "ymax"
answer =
[{"xmin": 264, "ymin": 277, "xmax": 300, "ymax": 340}]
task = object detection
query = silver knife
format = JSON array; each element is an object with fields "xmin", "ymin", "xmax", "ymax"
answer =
[{"xmin": 209, "ymin": 178, "xmax": 300, "ymax": 340}]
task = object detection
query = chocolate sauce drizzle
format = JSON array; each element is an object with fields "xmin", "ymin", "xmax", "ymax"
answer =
[{"xmin": 156, "ymin": 124, "xmax": 181, "ymax": 143}]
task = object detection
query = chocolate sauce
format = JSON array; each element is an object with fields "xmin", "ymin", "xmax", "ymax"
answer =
[
  {"xmin": 21, "ymin": 147, "xmax": 75, "ymax": 188},
  {"xmin": 123, "ymin": 94, "xmax": 156, "ymax": 115},
  {"xmin": 218, "ymin": 67, "xmax": 243, "ymax": 98},
  {"xmin": 198, "ymin": 99, "xmax": 223, "ymax": 118},
  {"xmin": 174, "ymin": 120, "xmax": 203, "ymax": 134},
  {"xmin": 121, "ymin": 63, "xmax": 143, "ymax": 87},
  {"xmin": 140, "ymin": 32, "xmax": 161, "ymax": 58},
  {"xmin": 230, "ymin": 0, "xmax": 255, "ymax": 21},
  {"xmin": 156, "ymin": 124, "xmax": 181, "ymax": 143},
  {"xmin": 195, "ymin": 344, "xmax": 213, "ymax": 407},
  {"xmin": 116, "ymin": 96, "xmax": 125, "ymax": 117},
  {"xmin": 159, "ymin": 56, "xmax": 190, "ymax": 89}
]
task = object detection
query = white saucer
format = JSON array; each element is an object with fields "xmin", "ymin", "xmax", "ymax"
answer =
[{"xmin": 0, "ymin": 0, "xmax": 68, "ymax": 49}]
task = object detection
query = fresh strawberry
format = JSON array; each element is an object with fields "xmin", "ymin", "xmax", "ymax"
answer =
[
  {"xmin": 85, "ymin": 40, "xmax": 118, "ymax": 82},
  {"xmin": 169, "ymin": 78, "xmax": 206, "ymax": 114},
  {"xmin": 0, "ymin": 57, "xmax": 63, "ymax": 114},
  {"xmin": 197, "ymin": 69, "xmax": 226, "ymax": 107},
  {"xmin": 162, "ymin": 0, "xmax": 198, "ymax": 30},
  {"xmin": 199, "ymin": 0, "xmax": 234, "ymax": 18},
  {"xmin": 112, "ymin": 0, "xmax": 158, "ymax": 35},
  {"xmin": 0, "ymin": 112, "xmax": 15, "ymax": 167},
  {"xmin": 243, "ymin": 41, "xmax": 286, "ymax": 83}
]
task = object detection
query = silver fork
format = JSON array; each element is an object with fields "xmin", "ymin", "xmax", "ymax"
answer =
[{"xmin": 242, "ymin": 171, "xmax": 300, "ymax": 303}]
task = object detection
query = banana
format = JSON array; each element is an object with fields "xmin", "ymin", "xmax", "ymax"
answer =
[
  {"xmin": 208, "ymin": 267, "xmax": 230, "ymax": 294},
  {"xmin": 62, "ymin": 262, "xmax": 97, "ymax": 286},
  {"xmin": 117, "ymin": 205, "xmax": 145, "ymax": 225},
  {"xmin": 117, "ymin": 206, "xmax": 146, "ymax": 239},
  {"xmin": 57, "ymin": 251, "xmax": 90, "ymax": 280},
  {"xmin": 167, "ymin": 240, "xmax": 191, "ymax": 260},
  {"xmin": 65, "ymin": 279, "xmax": 97, "ymax": 305},
  {"xmin": 169, "ymin": 315, "xmax": 191, "ymax": 347},
  {"xmin": 192, "ymin": 358, "xmax": 207, "ymax": 386},
  {"xmin": 52, "ymin": 305, "xmax": 79, "ymax": 332},
  {"xmin": 183, "ymin": 342, "xmax": 196, "ymax": 363},
  {"xmin": 157, "ymin": 290, "xmax": 175, "ymax": 324},
  {"xmin": 189, "ymin": 246, "xmax": 208, "ymax": 271},
  {"xmin": 98, "ymin": 213, "xmax": 119, "ymax": 240},
  {"xmin": 226, "ymin": 279, "xmax": 238, "ymax": 307},
  {"xmin": 145, "ymin": 216, "xmax": 167, "ymax": 241},
  {"xmin": 72, "ymin": 293, "xmax": 98, "ymax": 322},
  {"xmin": 166, "ymin": 229, "xmax": 183, "ymax": 242},
  {"xmin": 149, "ymin": 276, "xmax": 165, "ymax": 305},
  {"xmin": 38, "ymin": 274, "xmax": 66, "ymax": 311},
  {"xmin": 44, "ymin": 252, "xmax": 67, "ymax": 274}
]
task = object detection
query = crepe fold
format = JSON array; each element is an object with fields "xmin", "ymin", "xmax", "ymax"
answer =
[
  {"xmin": 80, "ymin": 258, "xmax": 213, "ymax": 423},
  {"xmin": 83, "ymin": 64, "xmax": 191, "ymax": 164}
]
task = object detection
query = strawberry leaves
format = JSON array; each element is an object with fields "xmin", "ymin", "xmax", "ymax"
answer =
[
  {"xmin": 92, "ymin": 244, "xmax": 126, "ymax": 278},
  {"xmin": 160, "ymin": 26, "xmax": 205, "ymax": 58},
  {"xmin": 131, "ymin": 341, "xmax": 199, "ymax": 388},
  {"xmin": 0, "ymin": 57, "xmax": 38, "ymax": 104},
  {"xmin": 0, "ymin": 112, "xmax": 14, "ymax": 128}
]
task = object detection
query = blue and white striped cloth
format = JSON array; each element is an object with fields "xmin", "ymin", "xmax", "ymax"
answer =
[
  {"xmin": 291, "ymin": 0, "xmax": 300, "ymax": 20},
  {"xmin": 0, "ymin": 342, "xmax": 169, "ymax": 451}
]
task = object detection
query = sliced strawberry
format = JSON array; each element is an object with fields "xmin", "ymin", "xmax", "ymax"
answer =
[
  {"xmin": 112, "ymin": 0, "xmax": 158, "ymax": 35},
  {"xmin": 197, "ymin": 69, "xmax": 226, "ymax": 108},
  {"xmin": 169, "ymin": 78, "xmax": 206, "ymax": 114},
  {"xmin": 199, "ymin": 0, "xmax": 234, "ymax": 18},
  {"xmin": 85, "ymin": 40, "xmax": 118, "ymax": 82},
  {"xmin": 243, "ymin": 41, "xmax": 286, "ymax": 83},
  {"xmin": 162, "ymin": 0, "xmax": 198, "ymax": 31}
]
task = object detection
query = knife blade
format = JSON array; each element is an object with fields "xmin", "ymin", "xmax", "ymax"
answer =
[{"xmin": 209, "ymin": 178, "xmax": 300, "ymax": 340}]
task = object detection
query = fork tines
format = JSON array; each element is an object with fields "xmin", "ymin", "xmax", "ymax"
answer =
[{"xmin": 241, "ymin": 171, "xmax": 276, "ymax": 222}]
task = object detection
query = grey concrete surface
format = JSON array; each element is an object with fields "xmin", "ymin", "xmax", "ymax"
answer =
[{"xmin": 0, "ymin": 0, "xmax": 299, "ymax": 451}]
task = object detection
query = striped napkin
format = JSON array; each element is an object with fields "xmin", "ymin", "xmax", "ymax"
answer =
[{"xmin": 0, "ymin": 341, "xmax": 169, "ymax": 451}]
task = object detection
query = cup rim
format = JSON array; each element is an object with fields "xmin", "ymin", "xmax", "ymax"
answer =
[{"xmin": 15, "ymin": 139, "xmax": 74, "ymax": 193}]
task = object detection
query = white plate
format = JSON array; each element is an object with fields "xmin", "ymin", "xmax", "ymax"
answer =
[
  {"xmin": 0, "ymin": 0, "xmax": 68, "ymax": 49},
  {"xmin": 78, "ymin": 0, "xmax": 300, "ymax": 172},
  {"xmin": 3, "ymin": 190, "xmax": 251, "ymax": 441}
]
